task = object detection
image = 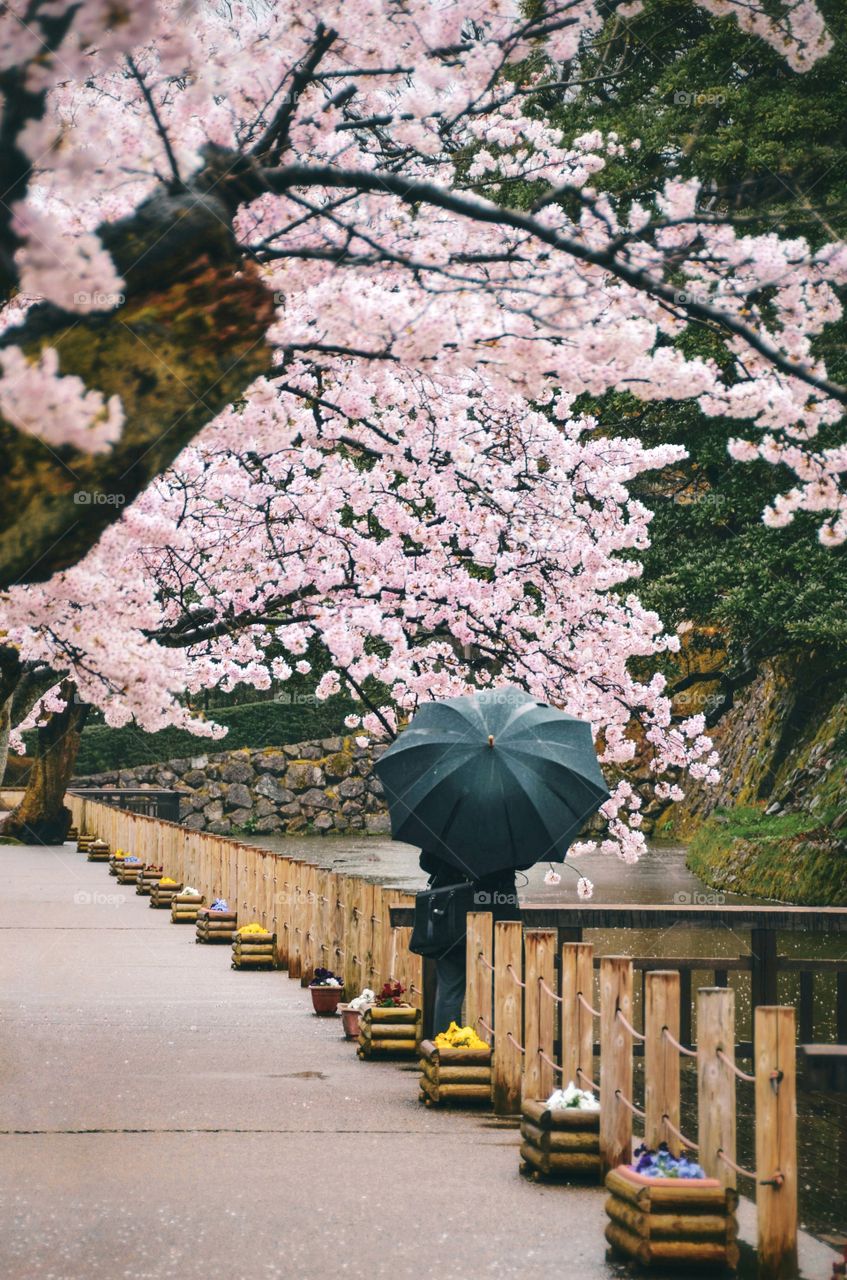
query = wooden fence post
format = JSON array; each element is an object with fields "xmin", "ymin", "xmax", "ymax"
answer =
[
  {"xmin": 315, "ymin": 870, "xmax": 332, "ymax": 974},
  {"xmin": 275, "ymin": 858, "xmax": 291, "ymax": 969},
  {"xmin": 523, "ymin": 929, "xmax": 557, "ymax": 1102},
  {"xmin": 342, "ymin": 876, "xmax": 360, "ymax": 995},
  {"xmin": 369, "ymin": 886, "xmax": 385, "ymax": 991},
  {"xmin": 289, "ymin": 861, "xmax": 305, "ymax": 981},
  {"xmin": 600, "ymin": 956, "xmax": 634, "ymax": 1175},
  {"xmin": 561, "ymin": 942, "xmax": 594, "ymax": 1089},
  {"xmin": 302, "ymin": 863, "xmax": 318, "ymax": 985},
  {"xmin": 755, "ymin": 1006, "xmax": 798, "ymax": 1280},
  {"xmin": 645, "ymin": 970, "xmax": 680, "ymax": 1154},
  {"xmin": 465, "ymin": 912, "xmax": 494, "ymax": 1042},
  {"xmin": 492, "ymin": 921, "xmax": 523, "ymax": 1116},
  {"xmin": 698, "ymin": 986, "xmax": 737, "ymax": 1188}
]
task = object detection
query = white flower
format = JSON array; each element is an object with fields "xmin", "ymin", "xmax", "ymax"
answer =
[
  {"xmin": 576, "ymin": 877, "xmax": 594, "ymax": 900},
  {"xmin": 543, "ymin": 867, "xmax": 562, "ymax": 885},
  {"xmin": 546, "ymin": 1081, "xmax": 600, "ymax": 1111}
]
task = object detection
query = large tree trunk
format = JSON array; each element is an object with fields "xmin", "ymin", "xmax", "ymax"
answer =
[
  {"xmin": 0, "ymin": 662, "xmax": 60, "ymax": 786},
  {"xmin": 0, "ymin": 175, "xmax": 276, "ymax": 590},
  {"xmin": 0, "ymin": 682, "xmax": 89, "ymax": 844}
]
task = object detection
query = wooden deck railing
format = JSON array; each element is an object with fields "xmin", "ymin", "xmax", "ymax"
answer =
[
  {"xmin": 69, "ymin": 795, "xmax": 423, "ymax": 1004},
  {"xmin": 467, "ymin": 918, "xmax": 798, "ymax": 1280}
]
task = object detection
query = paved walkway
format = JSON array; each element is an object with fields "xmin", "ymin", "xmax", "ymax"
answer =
[{"xmin": 0, "ymin": 842, "xmax": 838, "ymax": 1280}]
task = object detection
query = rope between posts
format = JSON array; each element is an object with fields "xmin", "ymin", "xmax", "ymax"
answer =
[
  {"xmin": 539, "ymin": 1049, "xmax": 564, "ymax": 1074},
  {"xmin": 717, "ymin": 1049, "xmax": 756, "ymax": 1083},
  {"xmin": 616, "ymin": 1089, "xmax": 645, "ymax": 1120},
  {"xmin": 663, "ymin": 1027, "xmax": 697, "ymax": 1058},
  {"xmin": 410, "ymin": 984, "xmax": 422, "ymax": 995},
  {"xmin": 576, "ymin": 1066, "xmax": 601, "ymax": 1093},
  {"xmin": 717, "ymin": 1149, "xmax": 758, "ymax": 1181},
  {"xmin": 616, "ymin": 1008, "xmax": 645, "ymax": 1041},
  {"xmin": 662, "ymin": 1115, "xmax": 699, "ymax": 1152},
  {"xmin": 539, "ymin": 977, "xmax": 563, "ymax": 1003},
  {"xmin": 479, "ymin": 1018, "xmax": 495, "ymax": 1040},
  {"xmin": 507, "ymin": 964, "xmax": 526, "ymax": 989},
  {"xmin": 506, "ymin": 1031, "xmax": 526, "ymax": 1055},
  {"xmin": 478, "ymin": 953, "xmax": 495, "ymax": 972},
  {"xmin": 577, "ymin": 992, "xmax": 601, "ymax": 1018}
]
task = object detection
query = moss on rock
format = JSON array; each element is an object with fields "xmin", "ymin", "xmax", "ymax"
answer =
[{"xmin": 686, "ymin": 806, "xmax": 847, "ymax": 905}]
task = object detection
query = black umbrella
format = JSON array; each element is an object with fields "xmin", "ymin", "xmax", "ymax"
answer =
[{"xmin": 373, "ymin": 686, "xmax": 610, "ymax": 878}]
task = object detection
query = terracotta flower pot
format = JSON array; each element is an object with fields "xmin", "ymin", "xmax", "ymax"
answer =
[
  {"xmin": 339, "ymin": 1005, "xmax": 363, "ymax": 1039},
  {"xmin": 310, "ymin": 984, "xmax": 343, "ymax": 1016}
]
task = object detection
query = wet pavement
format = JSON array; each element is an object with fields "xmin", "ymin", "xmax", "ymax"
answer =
[{"xmin": 0, "ymin": 840, "xmax": 840, "ymax": 1279}]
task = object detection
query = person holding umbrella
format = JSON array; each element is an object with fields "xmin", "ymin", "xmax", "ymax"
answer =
[{"xmin": 374, "ymin": 686, "xmax": 610, "ymax": 1034}]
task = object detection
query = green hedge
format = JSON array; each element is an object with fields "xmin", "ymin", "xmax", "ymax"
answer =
[{"xmin": 70, "ymin": 697, "xmax": 358, "ymax": 776}]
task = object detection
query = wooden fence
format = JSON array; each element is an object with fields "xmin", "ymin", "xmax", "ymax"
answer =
[
  {"xmin": 71, "ymin": 799, "xmax": 799, "ymax": 1280},
  {"xmin": 69, "ymin": 797, "xmax": 423, "ymax": 1005},
  {"xmin": 466, "ymin": 918, "xmax": 798, "ymax": 1280}
]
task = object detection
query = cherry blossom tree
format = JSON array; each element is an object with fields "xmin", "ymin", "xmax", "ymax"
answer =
[
  {"xmin": 0, "ymin": 0, "xmax": 842, "ymax": 845},
  {"xmin": 3, "ymin": 363, "xmax": 718, "ymax": 853}
]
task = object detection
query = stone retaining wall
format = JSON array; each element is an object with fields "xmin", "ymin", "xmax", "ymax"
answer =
[{"xmin": 74, "ymin": 736, "xmax": 389, "ymax": 836}]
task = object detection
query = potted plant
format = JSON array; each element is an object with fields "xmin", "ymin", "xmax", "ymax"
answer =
[
  {"xmin": 520, "ymin": 1082, "xmax": 601, "ymax": 1180},
  {"xmin": 309, "ymin": 967, "xmax": 344, "ymax": 1015},
  {"xmin": 375, "ymin": 980, "xmax": 407, "ymax": 1008},
  {"xmin": 605, "ymin": 1144, "xmax": 739, "ymax": 1269},
  {"xmin": 339, "ymin": 988, "xmax": 375, "ymax": 1039},
  {"xmin": 358, "ymin": 982, "xmax": 422, "ymax": 1059}
]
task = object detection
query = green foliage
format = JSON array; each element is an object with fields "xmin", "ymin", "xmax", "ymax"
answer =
[
  {"xmin": 542, "ymin": 0, "xmax": 847, "ymax": 668},
  {"xmin": 67, "ymin": 696, "xmax": 358, "ymax": 776}
]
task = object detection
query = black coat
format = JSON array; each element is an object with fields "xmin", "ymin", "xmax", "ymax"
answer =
[{"xmin": 419, "ymin": 849, "xmax": 521, "ymax": 923}]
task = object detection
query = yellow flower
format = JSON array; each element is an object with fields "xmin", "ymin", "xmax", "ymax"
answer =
[
  {"xmin": 159, "ymin": 877, "xmax": 178, "ymax": 885},
  {"xmin": 237, "ymin": 922, "xmax": 267, "ymax": 935},
  {"xmin": 434, "ymin": 1021, "xmax": 489, "ymax": 1051}
]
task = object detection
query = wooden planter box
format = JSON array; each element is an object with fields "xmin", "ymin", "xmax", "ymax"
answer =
[
  {"xmin": 419, "ymin": 1039, "xmax": 492, "ymax": 1107},
  {"xmin": 195, "ymin": 908, "xmax": 238, "ymax": 944},
  {"xmin": 149, "ymin": 881, "xmax": 182, "ymax": 909},
  {"xmin": 358, "ymin": 1006, "xmax": 422, "ymax": 1059},
  {"xmin": 136, "ymin": 866, "xmax": 163, "ymax": 896},
  {"xmin": 86, "ymin": 838, "xmax": 111, "ymax": 862},
  {"xmin": 67, "ymin": 826, "xmax": 79, "ymax": 843},
  {"xmin": 171, "ymin": 893, "xmax": 204, "ymax": 924},
  {"xmin": 519, "ymin": 1099, "xmax": 602, "ymax": 1182},
  {"xmin": 108, "ymin": 853, "xmax": 128, "ymax": 876},
  {"xmin": 116, "ymin": 861, "xmax": 143, "ymax": 885},
  {"xmin": 232, "ymin": 931, "xmax": 276, "ymax": 970},
  {"xmin": 605, "ymin": 1166, "xmax": 739, "ymax": 1270},
  {"xmin": 76, "ymin": 833, "xmax": 95, "ymax": 853}
]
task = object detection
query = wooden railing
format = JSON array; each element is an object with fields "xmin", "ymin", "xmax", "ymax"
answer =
[
  {"xmin": 70, "ymin": 797, "xmax": 800, "ymax": 1280},
  {"xmin": 466, "ymin": 918, "xmax": 798, "ymax": 1280},
  {"xmin": 69, "ymin": 796, "xmax": 423, "ymax": 1004}
]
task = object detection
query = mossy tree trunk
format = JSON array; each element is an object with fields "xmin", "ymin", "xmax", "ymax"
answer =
[{"xmin": 0, "ymin": 681, "xmax": 89, "ymax": 844}]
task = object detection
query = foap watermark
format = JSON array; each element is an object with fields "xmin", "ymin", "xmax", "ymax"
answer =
[
  {"xmin": 474, "ymin": 889, "xmax": 520, "ymax": 908},
  {"xmin": 673, "ymin": 490, "xmax": 727, "ymax": 510},
  {"xmin": 673, "ymin": 288, "xmax": 712, "ymax": 309},
  {"xmin": 74, "ymin": 889, "xmax": 126, "ymax": 907},
  {"xmin": 74, "ymin": 491, "xmax": 126, "ymax": 506},
  {"xmin": 673, "ymin": 90, "xmax": 725, "ymax": 108},
  {"xmin": 673, "ymin": 890, "xmax": 726, "ymax": 906},
  {"xmin": 73, "ymin": 290, "xmax": 125, "ymax": 308}
]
